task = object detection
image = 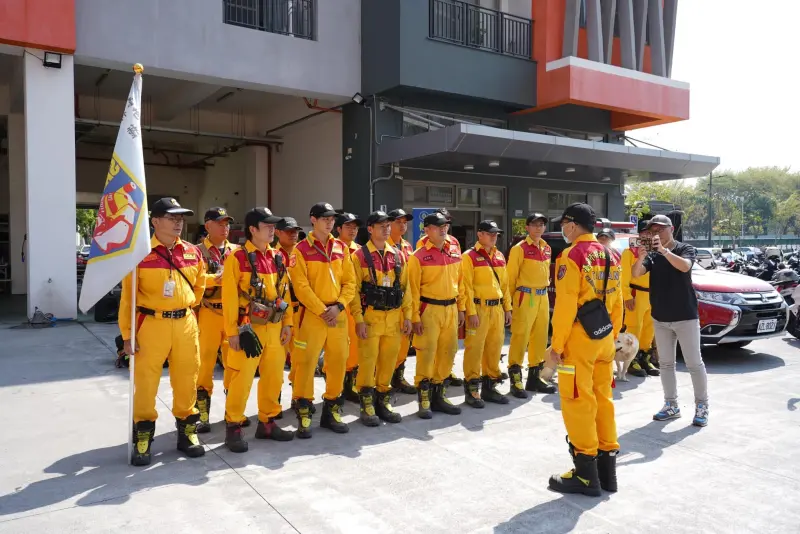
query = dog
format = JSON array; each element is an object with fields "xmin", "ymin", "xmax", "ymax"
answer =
[{"xmin": 614, "ymin": 332, "xmax": 640, "ymax": 382}]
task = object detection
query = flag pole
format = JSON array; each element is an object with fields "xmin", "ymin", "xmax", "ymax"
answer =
[{"xmin": 128, "ymin": 269, "xmax": 137, "ymax": 464}]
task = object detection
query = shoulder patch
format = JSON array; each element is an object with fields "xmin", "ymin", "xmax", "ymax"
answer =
[
  {"xmin": 289, "ymin": 254, "xmax": 297, "ymax": 268},
  {"xmin": 557, "ymin": 265, "xmax": 567, "ymax": 280},
  {"xmin": 143, "ymin": 253, "xmax": 159, "ymax": 262}
]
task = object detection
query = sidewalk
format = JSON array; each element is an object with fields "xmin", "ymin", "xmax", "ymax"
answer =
[{"xmin": 0, "ymin": 320, "xmax": 798, "ymax": 533}]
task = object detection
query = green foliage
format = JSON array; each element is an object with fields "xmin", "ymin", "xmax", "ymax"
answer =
[{"xmin": 76, "ymin": 209, "xmax": 97, "ymax": 239}]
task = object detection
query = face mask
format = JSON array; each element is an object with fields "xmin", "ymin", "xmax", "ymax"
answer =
[{"xmin": 561, "ymin": 223, "xmax": 573, "ymax": 244}]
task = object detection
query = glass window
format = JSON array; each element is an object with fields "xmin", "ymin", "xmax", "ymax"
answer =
[
  {"xmin": 428, "ymin": 185, "xmax": 455, "ymax": 205},
  {"xmin": 529, "ymin": 189, "xmax": 548, "ymax": 211},
  {"xmin": 404, "ymin": 185, "xmax": 426, "ymax": 204},
  {"xmin": 458, "ymin": 187, "xmax": 480, "ymax": 207},
  {"xmin": 481, "ymin": 188, "xmax": 504, "ymax": 208},
  {"xmin": 587, "ymin": 193, "xmax": 606, "ymax": 217}
]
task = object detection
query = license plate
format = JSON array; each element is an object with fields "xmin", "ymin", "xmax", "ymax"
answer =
[{"xmin": 757, "ymin": 319, "xmax": 778, "ymax": 334}]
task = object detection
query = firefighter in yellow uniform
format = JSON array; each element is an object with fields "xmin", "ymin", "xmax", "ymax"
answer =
[
  {"xmin": 120, "ymin": 197, "xmax": 206, "ymax": 467},
  {"xmin": 387, "ymin": 208, "xmax": 417, "ymax": 394},
  {"xmin": 276, "ymin": 216, "xmax": 302, "ymax": 418},
  {"xmin": 221, "ymin": 208, "xmax": 295, "ymax": 452},
  {"xmin": 289, "ymin": 202, "xmax": 357, "ymax": 438},
  {"xmin": 507, "ymin": 213, "xmax": 557, "ymax": 398},
  {"xmin": 335, "ymin": 212, "xmax": 364, "ymax": 403},
  {"xmin": 195, "ymin": 207, "xmax": 238, "ymax": 433},
  {"xmin": 351, "ymin": 211, "xmax": 412, "ymax": 426},
  {"xmin": 408, "ymin": 212, "xmax": 465, "ymax": 418},
  {"xmin": 547, "ymin": 203, "xmax": 624, "ymax": 496},
  {"xmin": 461, "ymin": 220, "xmax": 513, "ymax": 407},
  {"xmin": 621, "ymin": 231, "xmax": 660, "ymax": 377}
]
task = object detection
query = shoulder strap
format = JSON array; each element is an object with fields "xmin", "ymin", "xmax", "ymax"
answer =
[
  {"xmin": 474, "ymin": 248, "xmax": 502, "ymax": 286},
  {"xmin": 152, "ymin": 247, "xmax": 194, "ymax": 289},
  {"xmin": 246, "ymin": 251, "xmax": 264, "ymax": 300},
  {"xmin": 197, "ymin": 242, "xmax": 213, "ymax": 262},
  {"xmin": 392, "ymin": 250, "xmax": 402, "ymax": 289},
  {"xmin": 273, "ymin": 250, "xmax": 288, "ymax": 299},
  {"xmin": 362, "ymin": 246, "xmax": 378, "ymax": 284},
  {"xmin": 602, "ymin": 246, "xmax": 612, "ymax": 304}
]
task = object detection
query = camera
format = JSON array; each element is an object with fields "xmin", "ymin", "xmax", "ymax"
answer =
[
  {"xmin": 639, "ymin": 235, "xmax": 654, "ymax": 252},
  {"xmin": 207, "ymin": 260, "xmax": 221, "ymax": 274}
]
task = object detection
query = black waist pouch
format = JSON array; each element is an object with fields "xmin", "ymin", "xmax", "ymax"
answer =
[{"xmin": 575, "ymin": 246, "xmax": 613, "ymax": 340}]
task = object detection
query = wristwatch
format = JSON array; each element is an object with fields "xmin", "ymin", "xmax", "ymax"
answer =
[{"xmin": 336, "ymin": 302, "xmax": 345, "ymax": 312}]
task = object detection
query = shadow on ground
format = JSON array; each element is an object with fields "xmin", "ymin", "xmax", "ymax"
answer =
[
  {"xmin": 617, "ymin": 419, "xmax": 701, "ymax": 467},
  {"xmin": 700, "ymin": 346, "xmax": 785, "ymax": 374},
  {"xmin": 494, "ymin": 493, "xmax": 611, "ymax": 534}
]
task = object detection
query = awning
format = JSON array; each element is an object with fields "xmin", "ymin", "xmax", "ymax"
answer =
[{"xmin": 377, "ymin": 123, "xmax": 719, "ymax": 182}]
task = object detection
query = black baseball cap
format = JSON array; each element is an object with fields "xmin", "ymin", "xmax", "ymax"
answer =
[
  {"xmin": 424, "ymin": 212, "xmax": 449, "ymax": 227},
  {"xmin": 436, "ymin": 207, "xmax": 452, "ymax": 221},
  {"xmin": 551, "ymin": 202, "xmax": 596, "ymax": 228},
  {"xmin": 276, "ymin": 217, "xmax": 301, "ymax": 231},
  {"xmin": 310, "ymin": 202, "xmax": 337, "ymax": 218},
  {"xmin": 477, "ymin": 220, "xmax": 503, "ymax": 234},
  {"xmin": 151, "ymin": 197, "xmax": 193, "ymax": 218},
  {"xmin": 244, "ymin": 207, "xmax": 282, "ymax": 229},
  {"xmin": 597, "ymin": 228, "xmax": 616, "ymax": 240},
  {"xmin": 526, "ymin": 212, "xmax": 548, "ymax": 225},
  {"xmin": 366, "ymin": 211, "xmax": 390, "ymax": 226},
  {"xmin": 644, "ymin": 214, "xmax": 673, "ymax": 230},
  {"xmin": 335, "ymin": 212, "xmax": 364, "ymax": 228},
  {"xmin": 204, "ymin": 207, "xmax": 234, "ymax": 223},
  {"xmin": 387, "ymin": 209, "xmax": 413, "ymax": 222}
]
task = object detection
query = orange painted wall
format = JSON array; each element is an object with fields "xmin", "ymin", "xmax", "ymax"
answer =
[{"xmin": 0, "ymin": 0, "xmax": 76, "ymax": 53}]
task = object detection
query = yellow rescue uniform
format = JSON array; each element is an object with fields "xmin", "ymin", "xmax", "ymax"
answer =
[
  {"xmin": 621, "ymin": 247, "xmax": 654, "ymax": 352},
  {"xmin": 343, "ymin": 240, "xmax": 362, "ymax": 373},
  {"xmin": 120, "ymin": 237, "xmax": 206, "ymax": 423},
  {"xmin": 389, "ymin": 235, "xmax": 415, "ymax": 370},
  {"xmin": 408, "ymin": 240, "xmax": 463, "ymax": 385},
  {"xmin": 277, "ymin": 243, "xmax": 299, "ymax": 385},
  {"xmin": 416, "ymin": 234, "xmax": 462, "ymax": 255},
  {"xmin": 461, "ymin": 243, "xmax": 510, "ymax": 381},
  {"xmin": 552, "ymin": 234, "xmax": 624, "ymax": 457},
  {"xmin": 507, "ymin": 236, "xmax": 552, "ymax": 368},
  {"xmin": 222, "ymin": 241, "xmax": 293, "ymax": 424},
  {"xmin": 351, "ymin": 241, "xmax": 412, "ymax": 392},
  {"xmin": 197, "ymin": 238, "xmax": 237, "ymax": 396},
  {"xmin": 289, "ymin": 233, "xmax": 357, "ymax": 401}
]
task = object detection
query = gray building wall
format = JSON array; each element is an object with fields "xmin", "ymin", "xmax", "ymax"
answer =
[{"xmin": 74, "ymin": 0, "xmax": 360, "ymax": 100}]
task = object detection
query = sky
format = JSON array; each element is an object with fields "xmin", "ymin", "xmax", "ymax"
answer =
[{"xmin": 635, "ymin": 0, "xmax": 800, "ymax": 173}]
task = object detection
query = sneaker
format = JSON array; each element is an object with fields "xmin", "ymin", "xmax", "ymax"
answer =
[
  {"xmin": 653, "ymin": 401, "xmax": 681, "ymax": 421},
  {"xmin": 692, "ymin": 403, "xmax": 709, "ymax": 427}
]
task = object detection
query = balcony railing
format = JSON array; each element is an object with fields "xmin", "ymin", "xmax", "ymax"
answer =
[
  {"xmin": 429, "ymin": 0, "xmax": 532, "ymax": 59},
  {"xmin": 223, "ymin": 0, "xmax": 314, "ymax": 40}
]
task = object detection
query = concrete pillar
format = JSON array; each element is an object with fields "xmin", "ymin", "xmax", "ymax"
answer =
[
  {"xmin": 585, "ymin": 0, "xmax": 604, "ymax": 62},
  {"xmin": 562, "ymin": 0, "xmax": 581, "ymax": 58},
  {"xmin": 244, "ymin": 145, "xmax": 269, "ymax": 209},
  {"xmin": 23, "ymin": 50, "xmax": 77, "ymax": 319},
  {"xmin": 617, "ymin": 0, "xmax": 637, "ymax": 70},
  {"xmin": 8, "ymin": 113, "xmax": 27, "ymax": 295}
]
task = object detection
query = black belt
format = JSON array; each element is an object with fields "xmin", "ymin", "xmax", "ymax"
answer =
[
  {"xmin": 420, "ymin": 296, "xmax": 457, "ymax": 306},
  {"xmin": 473, "ymin": 298, "xmax": 500, "ymax": 306},
  {"xmin": 137, "ymin": 307, "xmax": 188, "ymax": 319},
  {"xmin": 630, "ymin": 284, "xmax": 650, "ymax": 293},
  {"xmin": 207, "ymin": 302, "xmax": 223, "ymax": 309}
]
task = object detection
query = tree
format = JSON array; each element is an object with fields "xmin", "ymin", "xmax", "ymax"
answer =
[
  {"xmin": 775, "ymin": 193, "xmax": 800, "ymax": 238},
  {"xmin": 76, "ymin": 209, "xmax": 97, "ymax": 240}
]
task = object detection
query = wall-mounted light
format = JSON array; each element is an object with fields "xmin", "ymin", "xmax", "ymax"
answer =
[
  {"xmin": 489, "ymin": 160, "xmax": 500, "ymax": 168},
  {"xmin": 565, "ymin": 167, "xmax": 575, "ymax": 173},
  {"xmin": 537, "ymin": 170, "xmax": 547, "ymax": 177},
  {"xmin": 43, "ymin": 52, "xmax": 62, "ymax": 69},
  {"xmin": 602, "ymin": 176, "xmax": 611, "ymax": 182},
  {"xmin": 351, "ymin": 92, "xmax": 366, "ymax": 106},
  {"xmin": 464, "ymin": 164, "xmax": 474, "ymax": 171}
]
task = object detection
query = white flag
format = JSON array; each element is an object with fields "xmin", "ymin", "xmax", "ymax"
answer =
[{"xmin": 78, "ymin": 71, "xmax": 149, "ymax": 313}]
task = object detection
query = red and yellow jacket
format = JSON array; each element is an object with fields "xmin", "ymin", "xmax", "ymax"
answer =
[
  {"xmin": 407, "ymin": 239, "xmax": 464, "ymax": 323},
  {"xmin": 288, "ymin": 232, "xmax": 357, "ymax": 317},
  {"xmin": 416, "ymin": 234, "xmax": 462, "ymax": 255},
  {"xmin": 350, "ymin": 240, "xmax": 412, "ymax": 323},
  {"xmin": 551, "ymin": 234, "xmax": 624, "ymax": 354},
  {"xmin": 275, "ymin": 242, "xmax": 299, "ymax": 311},
  {"xmin": 507, "ymin": 236, "xmax": 551, "ymax": 294},
  {"xmin": 621, "ymin": 246, "xmax": 650, "ymax": 300},
  {"xmin": 388, "ymin": 235, "xmax": 414, "ymax": 263},
  {"xmin": 198, "ymin": 237, "xmax": 237, "ymax": 303},
  {"xmin": 461, "ymin": 243, "xmax": 511, "ymax": 316},
  {"xmin": 119, "ymin": 237, "xmax": 206, "ymax": 339}
]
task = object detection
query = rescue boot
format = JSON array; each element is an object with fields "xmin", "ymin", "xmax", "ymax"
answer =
[
  {"xmin": 195, "ymin": 389, "xmax": 211, "ymax": 434},
  {"xmin": 343, "ymin": 368, "xmax": 360, "ymax": 403},
  {"xmin": 481, "ymin": 376, "xmax": 510, "ymax": 404},
  {"xmin": 275, "ymin": 392, "xmax": 283, "ymax": 420},
  {"xmin": 358, "ymin": 387, "xmax": 380, "ymax": 427},
  {"xmin": 131, "ymin": 421, "xmax": 155, "ymax": 467},
  {"xmin": 597, "ymin": 449, "xmax": 618, "ymax": 492},
  {"xmin": 255, "ymin": 418, "xmax": 294, "ymax": 441},
  {"xmin": 508, "ymin": 364, "xmax": 528, "ymax": 399},
  {"xmin": 446, "ymin": 372, "xmax": 464, "ymax": 387},
  {"xmin": 320, "ymin": 396, "xmax": 350, "ymax": 434},
  {"xmin": 643, "ymin": 350, "xmax": 661, "ymax": 376},
  {"xmin": 290, "ymin": 397, "xmax": 317, "ymax": 415},
  {"xmin": 294, "ymin": 398, "xmax": 314, "ymax": 439},
  {"xmin": 417, "ymin": 379, "xmax": 433, "ymax": 419},
  {"xmin": 548, "ymin": 439, "xmax": 601, "ymax": 497},
  {"xmin": 526, "ymin": 363, "xmax": 557, "ymax": 394},
  {"xmin": 225, "ymin": 422, "xmax": 248, "ymax": 453},
  {"xmin": 431, "ymin": 382, "xmax": 462, "ymax": 415},
  {"xmin": 463, "ymin": 379, "xmax": 485, "ymax": 409},
  {"xmin": 176, "ymin": 414, "xmax": 206, "ymax": 458},
  {"xmin": 628, "ymin": 352, "xmax": 648, "ymax": 377},
  {"xmin": 391, "ymin": 363, "xmax": 417, "ymax": 394},
  {"xmin": 375, "ymin": 390, "xmax": 402, "ymax": 423}
]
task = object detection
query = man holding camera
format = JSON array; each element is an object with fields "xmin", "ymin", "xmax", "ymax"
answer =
[
  {"xmin": 351, "ymin": 211, "xmax": 412, "ymax": 426},
  {"xmin": 221, "ymin": 208, "xmax": 295, "ymax": 452},
  {"xmin": 631, "ymin": 215, "xmax": 709, "ymax": 427},
  {"xmin": 195, "ymin": 207, "xmax": 238, "ymax": 433}
]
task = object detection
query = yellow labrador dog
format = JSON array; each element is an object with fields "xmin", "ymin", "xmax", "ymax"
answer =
[{"xmin": 614, "ymin": 333, "xmax": 640, "ymax": 382}]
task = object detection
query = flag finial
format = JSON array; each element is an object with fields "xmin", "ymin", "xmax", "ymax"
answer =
[{"xmin": 133, "ymin": 63, "xmax": 144, "ymax": 74}]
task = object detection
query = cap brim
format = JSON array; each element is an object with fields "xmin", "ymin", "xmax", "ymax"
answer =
[
  {"xmin": 425, "ymin": 221, "xmax": 448, "ymax": 227},
  {"xmin": 263, "ymin": 215, "xmax": 282, "ymax": 224},
  {"xmin": 313, "ymin": 210, "xmax": 338, "ymax": 218},
  {"xmin": 207, "ymin": 215, "xmax": 234, "ymax": 222},
  {"xmin": 528, "ymin": 216, "xmax": 548, "ymax": 224},
  {"xmin": 352, "ymin": 218, "xmax": 364, "ymax": 226},
  {"xmin": 390, "ymin": 214, "xmax": 413, "ymax": 222},
  {"xmin": 550, "ymin": 215, "xmax": 565, "ymax": 223},
  {"xmin": 368, "ymin": 216, "xmax": 390, "ymax": 225},
  {"xmin": 165, "ymin": 207, "xmax": 194, "ymax": 216},
  {"xmin": 644, "ymin": 222, "xmax": 670, "ymax": 230},
  {"xmin": 278, "ymin": 224, "xmax": 302, "ymax": 231}
]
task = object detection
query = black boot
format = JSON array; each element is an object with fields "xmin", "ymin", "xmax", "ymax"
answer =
[
  {"xmin": 481, "ymin": 376, "xmax": 510, "ymax": 404},
  {"xmin": 628, "ymin": 351, "xmax": 648, "ymax": 377},
  {"xmin": 445, "ymin": 372, "xmax": 464, "ymax": 387},
  {"xmin": 650, "ymin": 348, "xmax": 660, "ymax": 369},
  {"xmin": 375, "ymin": 390, "xmax": 402, "ymax": 423},
  {"xmin": 643, "ymin": 350, "xmax": 661, "ymax": 376},
  {"xmin": 255, "ymin": 418, "xmax": 294, "ymax": 441},
  {"xmin": 290, "ymin": 397, "xmax": 317, "ymax": 415},
  {"xmin": 343, "ymin": 368, "xmax": 360, "ymax": 403},
  {"xmin": 548, "ymin": 438, "xmax": 602, "ymax": 497},
  {"xmin": 526, "ymin": 363, "xmax": 557, "ymax": 394},
  {"xmin": 195, "ymin": 389, "xmax": 211, "ymax": 433},
  {"xmin": 358, "ymin": 387, "xmax": 380, "ymax": 427},
  {"xmin": 417, "ymin": 379, "xmax": 433, "ymax": 419},
  {"xmin": 464, "ymin": 379, "xmax": 485, "ymax": 409},
  {"xmin": 176, "ymin": 414, "xmax": 206, "ymax": 458},
  {"xmin": 131, "ymin": 421, "xmax": 155, "ymax": 466},
  {"xmin": 431, "ymin": 382, "xmax": 461, "ymax": 415},
  {"xmin": 508, "ymin": 364, "xmax": 528, "ymax": 399},
  {"xmin": 320, "ymin": 397, "xmax": 350, "ymax": 434},
  {"xmin": 391, "ymin": 363, "xmax": 417, "ymax": 394},
  {"xmin": 294, "ymin": 399, "xmax": 314, "ymax": 439},
  {"xmin": 597, "ymin": 449, "xmax": 618, "ymax": 492},
  {"xmin": 225, "ymin": 422, "xmax": 248, "ymax": 453}
]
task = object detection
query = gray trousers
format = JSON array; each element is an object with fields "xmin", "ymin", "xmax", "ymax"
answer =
[{"xmin": 653, "ymin": 319, "xmax": 709, "ymax": 405}]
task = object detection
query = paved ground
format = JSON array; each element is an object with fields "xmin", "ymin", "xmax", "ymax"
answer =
[{"xmin": 0, "ymin": 316, "xmax": 798, "ymax": 533}]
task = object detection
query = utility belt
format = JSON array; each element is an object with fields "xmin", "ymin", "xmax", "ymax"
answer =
[
  {"xmin": 420, "ymin": 296, "xmax": 457, "ymax": 306},
  {"xmin": 473, "ymin": 298, "xmax": 501, "ymax": 306},
  {"xmin": 240, "ymin": 289, "xmax": 287, "ymax": 325},
  {"xmin": 360, "ymin": 281, "xmax": 403, "ymax": 311},
  {"xmin": 137, "ymin": 306, "xmax": 188, "ymax": 319},
  {"xmin": 517, "ymin": 286, "xmax": 548, "ymax": 296},
  {"xmin": 203, "ymin": 286, "xmax": 222, "ymax": 299},
  {"xmin": 630, "ymin": 284, "xmax": 650, "ymax": 294}
]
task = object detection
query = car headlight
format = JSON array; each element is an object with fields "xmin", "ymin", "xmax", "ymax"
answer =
[{"xmin": 695, "ymin": 291, "xmax": 746, "ymax": 305}]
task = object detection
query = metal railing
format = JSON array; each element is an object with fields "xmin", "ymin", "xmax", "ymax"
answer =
[
  {"xmin": 429, "ymin": 0, "xmax": 532, "ymax": 59},
  {"xmin": 223, "ymin": 0, "xmax": 314, "ymax": 40}
]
